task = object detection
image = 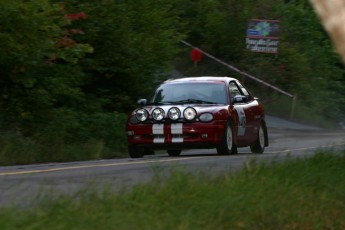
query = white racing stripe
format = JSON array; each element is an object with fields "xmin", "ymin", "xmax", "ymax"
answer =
[
  {"xmin": 154, "ymin": 137, "xmax": 165, "ymax": 143},
  {"xmin": 153, "ymin": 124, "xmax": 164, "ymax": 143},
  {"xmin": 171, "ymin": 123, "xmax": 183, "ymax": 134},
  {"xmin": 172, "ymin": 138, "xmax": 183, "ymax": 143},
  {"xmin": 171, "ymin": 123, "xmax": 183, "ymax": 143},
  {"xmin": 152, "ymin": 124, "xmax": 164, "ymax": 134}
]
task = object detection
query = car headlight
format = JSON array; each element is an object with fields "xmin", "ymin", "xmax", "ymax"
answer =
[
  {"xmin": 152, "ymin": 108, "xmax": 165, "ymax": 121},
  {"xmin": 168, "ymin": 107, "xmax": 181, "ymax": 120},
  {"xmin": 199, "ymin": 113, "xmax": 213, "ymax": 122},
  {"xmin": 135, "ymin": 108, "xmax": 149, "ymax": 122},
  {"xmin": 183, "ymin": 107, "xmax": 197, "ymax": 121}
]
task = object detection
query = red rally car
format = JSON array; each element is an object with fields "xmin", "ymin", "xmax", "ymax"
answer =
[{"xmin": 125, "ymin": 76, "xmax": 269, "ymax": 158}]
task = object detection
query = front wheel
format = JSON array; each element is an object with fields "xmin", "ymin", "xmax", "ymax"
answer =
[
  {"xmin": 250, "ymin": 123, "xmax": 266, "ymax": 154},
  {"xmin": 167, "ymin": 149, "xmax": 181, "ymax": 156},
  {"xmin": 216, "ymin": 121, "xmax": 238, "ymax": 155},
  {"xmin": 128, "ymin": 145, "xmax": 144, "ymax": 158}
]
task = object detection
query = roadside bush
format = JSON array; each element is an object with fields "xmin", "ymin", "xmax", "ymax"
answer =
[
  {"xmin": 0, "ymin": 131, "xmax": 38, "ymax": 165},
  {"xmin": 0, "ymin": 111, "xmax": 128, "ymax": 165}
]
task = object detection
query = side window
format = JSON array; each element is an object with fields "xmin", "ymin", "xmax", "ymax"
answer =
[
  {"xmin": 229, "ymin": 81, "xmax": 254, "ymax": 103},
  {"xmin": 237, "ymin": 82, "xmax": 253, "ymax": 101},
  {"xmin": 229, "ymin": 82, "xmax": 242, "ymax": 99}
]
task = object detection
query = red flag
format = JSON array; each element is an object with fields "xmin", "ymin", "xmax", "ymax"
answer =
[{"xmin": 191, "ymin": 49, "xmax": 202, "ymax": 62}]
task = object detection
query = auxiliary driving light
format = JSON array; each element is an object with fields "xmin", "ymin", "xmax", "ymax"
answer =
[
  {"xmin": 152, "ymin": 108, "xmax": 165, "ymax": 121},
  {"xmin": 135, "ymin": 109, "xmax": 149, "ymax": 122},
  {"xmin": 183, "ymin": 107, "xmax": 197, "ymax": 121},
  {"xmin": 168, "ymin": 107, "xmax": 181, "ymax": 120}
]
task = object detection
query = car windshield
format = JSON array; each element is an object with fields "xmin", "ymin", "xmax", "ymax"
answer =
[{"xmin": 151, "ymin": 82, "xmax": 227, "ymax": 105}]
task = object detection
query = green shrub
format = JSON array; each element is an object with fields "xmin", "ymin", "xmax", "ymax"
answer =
[
  {"xmin": 0, "ymin": 111, "xmax": 128, "ymax": 165},
  {"xmin": 0, "ymin": 131, "xmax": 38, "ymax": 165}
]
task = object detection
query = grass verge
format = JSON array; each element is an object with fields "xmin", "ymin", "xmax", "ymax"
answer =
[{"xmin": 1, "ymin": 151, "xmax": 345, "ymax": 229}]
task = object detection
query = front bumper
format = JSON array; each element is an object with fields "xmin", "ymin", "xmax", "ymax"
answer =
[{"xmin": 126, "ymin": 120, "xmax": 227, "ymax": 149}]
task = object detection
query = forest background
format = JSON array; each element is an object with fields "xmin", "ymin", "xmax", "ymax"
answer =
[{"xmin": 0, "ymin": 0, "xmax": 344, "ymax": 165}]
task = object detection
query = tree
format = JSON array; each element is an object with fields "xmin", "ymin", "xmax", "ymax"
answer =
[
  {"xmin": 56, "ymin": 0, "xmax": 185, "ymax": 112},
  {"xmin": 0, "ymin": 0, "xmax": 92, "ymax": 132},
  {"xmin": 176, "ymin": 0, "xmax": 345, "ymax": 123}
]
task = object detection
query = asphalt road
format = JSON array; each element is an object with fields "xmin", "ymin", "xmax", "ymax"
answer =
[{"xmin": 0, "ymin": 116, "xmax": 344, "ymax": 208}]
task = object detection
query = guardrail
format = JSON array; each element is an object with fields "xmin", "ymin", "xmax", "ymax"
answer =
[{"xmin": 180, "ymin": 40, "xmax": 297, "ymax": 119}]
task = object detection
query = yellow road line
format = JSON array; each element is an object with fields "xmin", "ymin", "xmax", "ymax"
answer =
[
  {"xmin": 0, "ymin": 157, "xmax": 203, "ymax": 177},
  {"xmin": 1, "ymin": 143, "xmax": 344, "ymax": 177}
]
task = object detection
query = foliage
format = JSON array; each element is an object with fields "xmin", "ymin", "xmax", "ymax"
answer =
[
  {"xmin": 0, "ymin": 0, "xmax": 92, "ymax": 130},
  {"xmin": 1, "ymin": 151, "xmax": 345, "ymax": 229},
  {"xmin": 176, "ymin": 0, "xmax": 345, "ymax": 123},
  {"xmin": 0, "ymin": 111, "xmax": 127, "ymax": 165},
  {"xmin": 274, "ymin": 1, "xmax": 345, "ymax": 120},
  {"xmin": 0, "ymin": 0, "xmax": 184, "ymax": 164},
  {"xmin": 58, "ymin": 0, "xmax": 185, "ymax": 111}
]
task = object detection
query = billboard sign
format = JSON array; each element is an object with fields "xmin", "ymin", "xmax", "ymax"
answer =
[{"xmin": 246, "ymin": 19, "xmax": 280, "ymax": 54}]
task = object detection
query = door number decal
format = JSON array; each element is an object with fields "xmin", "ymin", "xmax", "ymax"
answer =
[{"xmin": 235, "ymin": 107, "xmax": 246, "ymax": 136}]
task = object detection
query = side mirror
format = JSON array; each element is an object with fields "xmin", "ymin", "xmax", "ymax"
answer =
[
  {"xmin": 137, "ymin": 99, "xmax": 147, "ymax": 106},
  {"xmin": 232, "ymin": 95, "xmax": 247, "ymax": 104}
]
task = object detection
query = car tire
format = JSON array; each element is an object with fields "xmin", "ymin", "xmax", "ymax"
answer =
[
  {"xmin": 216, "ymin": 121, "xmax": 238, "ymax": 155},
  {"xmin": 128, "ymin": 145, "xmax": 144, "ymax": 158},
  {"xmin": 167, "ymin": 149, "xmax": 181, "ymax": 156},
  {"xmin": 144, "ymin": 149, "xmax": 154, "ymax": 155},
  {"xmin": 250, "ymin": 123, "xmax": 266, "ymax": 154}
]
